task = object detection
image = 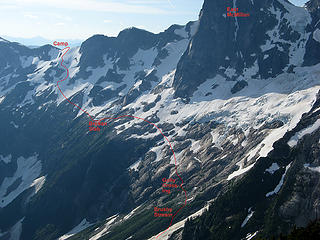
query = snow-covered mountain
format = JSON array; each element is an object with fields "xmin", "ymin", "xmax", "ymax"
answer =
[{"xmin": 0, "ymin": 0, "xmax": 319, "ymax": 239}]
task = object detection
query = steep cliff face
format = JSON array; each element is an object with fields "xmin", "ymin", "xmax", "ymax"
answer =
[
  {"xmin": 173, "ymin": 0, "xmax": 312, "ymax": 99},
  {"xmin": 304, "ymin": 0, "xmax": 320, "ymax": 65}
]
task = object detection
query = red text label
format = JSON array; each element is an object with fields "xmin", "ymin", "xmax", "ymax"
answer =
[{"xmin": 53, "ymin": 41, "xmax": 69, "ymax": 47}]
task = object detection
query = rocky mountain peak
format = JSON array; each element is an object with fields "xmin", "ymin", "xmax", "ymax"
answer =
[{"xmin": 173, "ymin": 0, "xmax": 312, "ymax": 99}]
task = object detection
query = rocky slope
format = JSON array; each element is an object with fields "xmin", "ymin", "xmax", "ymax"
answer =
[
  {"xmin": 182, "ymin": 90, "xmax": 320, "ymax": 240},
  {"xmin": 0, "ymin": 0, "xmax": 319, "ymax": 240}
]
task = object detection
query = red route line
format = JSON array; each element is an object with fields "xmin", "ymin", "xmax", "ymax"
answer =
[{"xmin": 57, "ymin": 47, "xmax": 187, "ymax": 239}]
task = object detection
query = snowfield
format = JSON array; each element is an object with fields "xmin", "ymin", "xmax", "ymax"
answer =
[{"xmin": 0, "ymin": 153, "xmax": 43, "ymax": 208}]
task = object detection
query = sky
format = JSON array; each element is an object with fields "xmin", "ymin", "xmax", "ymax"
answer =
[
  {"xmin": 0, "ymin": 0, "xmax": 309, "ymax": 44},
  {"xmin": 0, "ymin": 0, "xmax": 203, "ymax": 42}
]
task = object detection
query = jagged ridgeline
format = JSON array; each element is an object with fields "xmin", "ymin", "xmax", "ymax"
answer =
[{"xmin": 0, "ymin": 0, "xmax": 320, "ymax": 239}]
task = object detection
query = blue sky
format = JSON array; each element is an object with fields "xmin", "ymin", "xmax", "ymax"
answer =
[
  {"xmin": 0, "ymin": 0, "xmax": 202, "ymax": 41},
  {"xmin": 0, "ymin": 0, "xmax": 308, "ymax": 43}
]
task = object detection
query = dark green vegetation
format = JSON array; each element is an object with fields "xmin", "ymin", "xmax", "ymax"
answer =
[{"xmin": 257, "ymin": 219, "xmax": 320, "ymax": 240}]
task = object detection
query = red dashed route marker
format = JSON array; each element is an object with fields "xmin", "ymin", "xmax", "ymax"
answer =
[{"xmin": 56, "ymin": 46, "xmax": 187, "ymax": 239}]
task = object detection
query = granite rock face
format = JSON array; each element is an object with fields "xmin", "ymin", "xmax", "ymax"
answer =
[
  {"xmin": 304, "ymin": 0, "xmax": 320, "ymax": 66},
  {"xmin": 173, "ymin": 0, "xmax": 312, "ymax": 99}
]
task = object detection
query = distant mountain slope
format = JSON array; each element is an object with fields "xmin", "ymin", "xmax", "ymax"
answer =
[{"xmin": 2, "ymin": 36, "xmax": 83, "ymax": 48}]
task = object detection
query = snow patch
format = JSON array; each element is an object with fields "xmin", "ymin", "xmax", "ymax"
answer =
[
  {"xmin": 123, "ymin": 205, "xmax": 141, "ymax": 221},
  {"xmin": 148, "ymin": 202, "xmax": 210, "ymax": 240},
  {"xmin": 313, "ymin": 28, "xmax": 320, "ymax": 43},
  {"xmin": 190, "ymin": 140, "xmax": 201, "ymax": 153},
  {"xmin": 0, "ymin": 154, "xmax": 12, "ymax": 164},
  {"xmin": 227, "ymin": 162, "xmax": 255, "ymax": 181},
  {"xmin": 304, "ymin": 164, "xmax": 320, "ymax": 173},
  {"xmin": 241, "ymin": 208, "xmax": 254, "ymax": 228},
  {"xmin": 262, "ymin": 3, "xmax": 311, "ymax": 66},
  {"xmin": 89, "ymin": 215, "xmax": 118, "ymax": 240},
  {"xmin": 279, "ymin": 0, "xmax": 311, "ymax": 33},
  {"xmin": 149, "ymin": 144, "xmax": 164, "ymax": 162},
  {"xmin": 0, "ymin": 154, "xmax": 42, "ymax": 208},
  {"xmin": 30, "ymin": 176, "xmax": 46, "ymax": 194},
  {"xmin": 265, "ymin": 163, "xmax": 280, "ymax": 174},
  {"xmin": 224, "ymin": 67, "xmax": 237, "ymax": 78},
  {"xmin": 266, "ymin": 162, "xmax": 292, "ymax": 197},
  {"xmin": 58, "ymin": 219, "xmax": 93, "ymax": 240},
  {"xmin": 19, "ymin": 56, "xmax": 33, "ymax": 68},
  {"xmin": 129, "ymin": 158, "xmax": 141, "ymax": 171},
  {"xmin": 288, "ymin": 119, "xmax": 320, "ymax": 147},
  {"xmin": 0, "ymin": 96, "xmax": 5, "ymax": 104},
  {"xmin": 246, "ymin": 231, "xmax": 258, "ymax": 240}
]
